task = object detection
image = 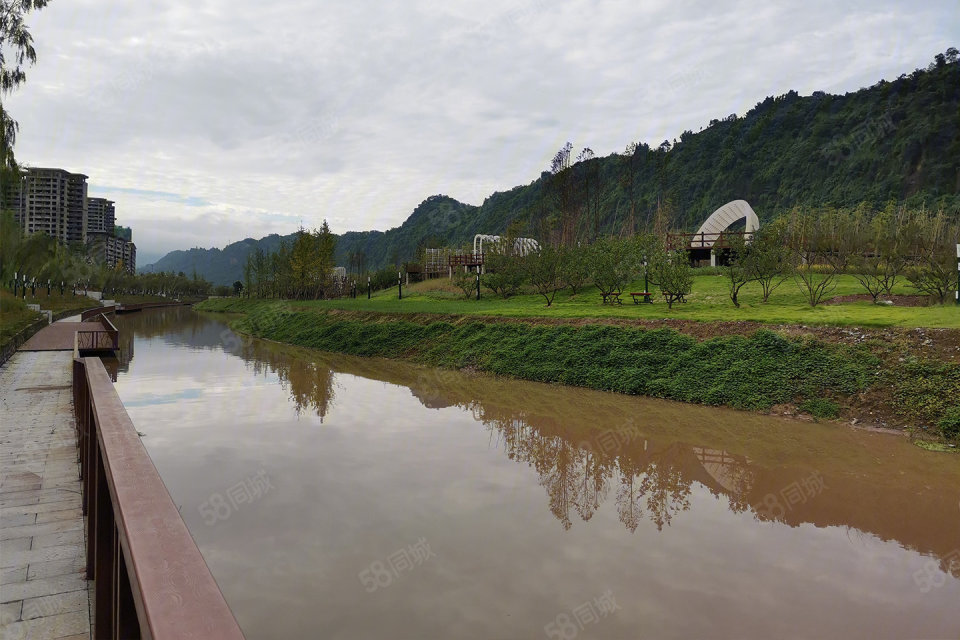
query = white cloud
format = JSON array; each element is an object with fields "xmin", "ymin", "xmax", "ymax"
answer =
[{"xmin": 6, "ymin": 0, "xmax": 957, "ymax": 260}]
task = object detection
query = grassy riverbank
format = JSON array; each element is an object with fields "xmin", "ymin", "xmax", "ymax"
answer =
[
  {"xmin": 196, "ymin": 297, "xmax": 960, "ymax": 440},
  {"xmin": 251, "ymin": 274, "xmax": 959, "ymax": 329}
]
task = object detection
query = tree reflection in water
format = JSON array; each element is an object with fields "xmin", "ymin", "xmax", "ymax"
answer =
[{"xmin": 111, "ymin": 308, "xmax": 960, "ymax": 577}]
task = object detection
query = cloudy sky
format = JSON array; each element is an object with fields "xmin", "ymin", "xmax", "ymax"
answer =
[{"xmin": 7, "ymin": 0, "xmax": 957, "ymax": 264}]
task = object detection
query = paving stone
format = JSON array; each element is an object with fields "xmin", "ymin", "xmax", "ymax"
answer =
[
  {"xmin": 0, "ymin": 600, "xmax": 21, "ymax": 624},
  {"xmin": 0, "ymin": 567, "xmax": 27, "ymax": 583},
  {"xmin": 0, "ymin": 609, "xmax": 88, "ymax": 639},
  {"xmin": 1, "ymin": 519, "xmax": 82, "ymax": 542},
  {"xmin": 21, "ymin": 589, "xmax": 88, "ymax": 620},
  {"xmin": 0, "ymin": 537, "xmax": 32, "ymax": 554},
  {"xmin": 31, "ymin": 529, "xmax": 83, "ymax": 550},
  {"xmin": 0, "ymin": 351, "xmax": 89, "ymax": 637},
  {"xmin": 0, "ymin": 545, "xmax": 85, "ymax": 570},
  {"xmin": 0, "ymin": 574, "xmax": 88, "ymax": 603},
  {"xmin": 35, "ymin": 509, "xmax": 82, "ymax": 525},
  {"xmin": 26, "ymin": 557, "xmax": 85, "ymax": 581}
]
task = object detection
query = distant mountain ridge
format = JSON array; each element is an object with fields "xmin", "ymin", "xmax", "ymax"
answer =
[{"xmin": 141, "ymin": 52, "xmax": 960, "ymax": 285}]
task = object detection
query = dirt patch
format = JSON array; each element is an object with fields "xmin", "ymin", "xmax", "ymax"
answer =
[{"xmin": 825, "ymin": 293, "xmax": 931, "ymax": 307}]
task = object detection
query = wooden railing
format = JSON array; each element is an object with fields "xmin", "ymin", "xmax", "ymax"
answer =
[
  {"xmin": 73, "ymin": 356, "xmax": 245, "ymax": 639},
  {"xmin": 448, "ymin": 252, "xmax": 485, "ymax": 267},
  {"xmin": 81, "ymin": 305, "xmax": 116, "ymax": 320}
]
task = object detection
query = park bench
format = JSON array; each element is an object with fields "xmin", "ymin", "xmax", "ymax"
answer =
[
  {"xmin": 629, "ymin": 292, "xmax": 653, "ymax": 304},
  {"xmin": 601, "ymin": 291, "xmax": 623, "ymax": 304}
]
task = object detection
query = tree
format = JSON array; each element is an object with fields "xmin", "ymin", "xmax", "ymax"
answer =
[
  {"xmin": 648, "ymin": 247, "xmax": 693, "ymax": 308},
  {"xmin": 558, "ymin": 245, "xmax": 589, "ymax": 294},
  {"xmin": 482, "ymin": 250, "xmax": 525, "ymax": 298},
  {"xmin": 233, "ymin": 280, "xmax": 243, "ymax": 297},
  {"xmin": 788, "ymin": 207, "xmax": 848, "ymax": 307},
  {"xmin": 905, "ymin": 210, "xmax": 957, "ymax": 304},
  {"xmin": 588, "ymin": 236, "xmax": 638, "ymax": 300},
  {"xmin": 1, "ymin": 0, "xmax": 51, "ymax": 172},
  {"xmin": 451, "ymin": 268, "xmax": 476, "ymax": 299},
  {"xmin": 749, "ymin": 222, "xmax": 792, "ymax": 302},
  {"xmin": 525, "ymin": 245, "xmax": 564, "ymax": 306},
  {"xmin": 723, "ymin": 234, "xmax": 752, "ymax": 308}
]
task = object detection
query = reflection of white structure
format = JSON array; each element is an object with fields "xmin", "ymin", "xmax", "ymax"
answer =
[
  {"xmin": 473, "ymin": 234, "xmax": 540, "ymax": 257},
  {"xmin": 693, "ymin": 200, "xmax": 760, "ymax": 266}
]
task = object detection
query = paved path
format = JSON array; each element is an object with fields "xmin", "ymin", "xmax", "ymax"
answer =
[
  {"xmin": 20, "ymin": 323, "xmax": 103, "ymax": 352},
  {"xmin": 0, "ymin": 351, "xmax": 91, "ymax": 639}
]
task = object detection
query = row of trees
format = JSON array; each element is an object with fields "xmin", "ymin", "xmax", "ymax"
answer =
[
  {"xmin": 725, "ymin": 205, "xmax": 959, "ymax": 307},
  {"xmin": 451, "ymin": 234, "xmax": 694, "ymax": 308},
  {"xmin": 239, "ymin": 223, "xmax": 338, "ymax": 299},
  {"xmin": 1, "ymin": 211, "xmax": 219, "ymax": 300},
  {"xmin": 445, "ymin": 205, "xmax": 957, "ymax": 309}
]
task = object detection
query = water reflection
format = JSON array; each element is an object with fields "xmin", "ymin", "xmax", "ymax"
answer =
[
  {"xmin": 143, "ymin": 309, "xmax": 959, "ymax": 578},
  {"xmin": 110, "ymin": 308, "xmax": 960, "ymax": 638}
]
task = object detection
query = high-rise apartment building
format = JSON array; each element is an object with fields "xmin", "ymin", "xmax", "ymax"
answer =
[
  {"xmin": 86, "ymin": 197, "xmax": 116, "ymax": 235},
  {"xmin": 12, "ymin": 168, "xmax": 88, "ymax": 245},
  {"xmin": 9, "ymin": 166, "xmax": 137, "ymax": 274}
]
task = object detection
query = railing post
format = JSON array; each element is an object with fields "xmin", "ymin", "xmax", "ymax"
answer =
[
  {"xmin": 94, "ymin": 449, "xmax": 116, "ymax": 638},
  {"xmin": 114, "ymin": 529, "xmax": 140, "ymax": 638}
]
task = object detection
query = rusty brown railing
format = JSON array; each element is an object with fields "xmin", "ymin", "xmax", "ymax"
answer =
[
  {"xmin": 448, "ymin": 252, "xmax": 485, "ymax": 267},
  {"xmin": 73, "ymin": 356, "xmax": 245, "ymax": 639},
  {"xmin": 74, "ymin": 313, "xmax": 119, "ymax": 354}
]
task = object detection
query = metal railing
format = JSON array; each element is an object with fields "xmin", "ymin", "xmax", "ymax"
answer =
[
  {"xmin": 73, "ymin": 356, "xmax": 245, "ymax": 639},
  {"xmin": 74, "ymin": 313, "xmax": 119, "ymax": 354},
  {"xmin": 81, "ymin": 305, "xmax": 116, "ymax": 320}
]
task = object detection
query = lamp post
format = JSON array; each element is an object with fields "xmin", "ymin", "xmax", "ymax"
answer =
[
  {"xmin": 476, "ymin": 271, "xmax": 480, "ymax": 301},
  {"xmin": 13, "ymin": 271, "xmax": 17, "ymax": 297},
  {"xmin": 367, "ymin": 276, "xmax": 371, "ymax": 300},
  {"xmin": 398, "ymin": 271, "xmax": 402, "ymax": 300},
  {"xmin": 956, "ymin": 243, "xmax": 959, "ymax": 306}
]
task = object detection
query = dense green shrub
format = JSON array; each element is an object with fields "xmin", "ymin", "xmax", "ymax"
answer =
[
  {"xmin": 231, "ymin": 310, "xmax": 883, "ymax": 415},
  {"xmin": 938, "ymin": 407, "xmax": 960, "ymax": 440},
  {"xmin": 798, "ymin": 398, "xmax": 841, "ymax": 419}
]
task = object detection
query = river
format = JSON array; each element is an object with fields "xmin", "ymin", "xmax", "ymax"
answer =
[{"xmin": 106, "ymin": 307, "xmax": 960, "ymax": 639}]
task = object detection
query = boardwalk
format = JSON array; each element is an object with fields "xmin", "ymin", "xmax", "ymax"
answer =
[
  {"xmin": 1, "ymin": 344, "xmax": 91, "ymax": 636},
  {"xmin": 20, "ymin": 323, "xmax": 104, "ymax": 352}
]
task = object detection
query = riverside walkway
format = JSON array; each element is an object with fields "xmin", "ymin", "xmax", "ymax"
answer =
[{"xmin": 1, "ymin": 321, "xmax": 92, "ymax": 638}]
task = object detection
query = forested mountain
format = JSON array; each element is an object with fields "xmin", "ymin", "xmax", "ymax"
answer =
[{"xmin": 142, "ymin": 52, "xmax": 959, "ymax": 284}]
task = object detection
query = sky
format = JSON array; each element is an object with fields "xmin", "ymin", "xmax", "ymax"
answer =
[{"xmin": 6, "ymin": 0, "xmax": 958, "ymax": 265}]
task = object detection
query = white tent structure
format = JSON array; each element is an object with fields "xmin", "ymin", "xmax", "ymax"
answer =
[
  {"xmin": 473, "ymin": 235, "xmax": 540, "ymax": 257},
  {"xmin": 692, "ymin": 200, "xmax": 760, "ymax": 266},
  {"xmin": 693, "ymin": 200, "xmax": 760, "ymax": 246}
]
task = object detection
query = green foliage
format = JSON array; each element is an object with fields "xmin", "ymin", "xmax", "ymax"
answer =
[
  {"xmin": 937, "ymin": 407, "xmax": 960, "ymax": 441},
  {"xmin": 798, "ymin": 398, "xmax": 841, "ymax": 419},
  {"xmin": 588, "ymin": 236, "xmax": 639, "ymax": 297},
  {"xmin": 648, "ymin": 248, "xmax": 693, "ymax": 308},
  {"xmin": 451, "ymin": 269, "xmax": 476, "ymax": 299},
  {"xmin": 558, "ymin": 245, "xmax": 590, "ymax": 294},
  {"xmin": 482, "ymin": 252, "xmax": 525, "ymax": 298},
  {"xmin": 208, "ymin": 304, "xmax": 885, "ymax": 415},
  {"xmin": 524, "ymin": 245, "xmax": 563, "ymax": 306},
  {"xmin": 892, "ymin": 357, "xmax": 960, "ymax": 424}
]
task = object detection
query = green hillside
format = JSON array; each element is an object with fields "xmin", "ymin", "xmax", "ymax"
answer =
[{"xmin": 142, "ymin": 51, "xmax": 960, "ymax": 285}]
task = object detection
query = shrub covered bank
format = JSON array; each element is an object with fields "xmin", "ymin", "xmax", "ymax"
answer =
[{"xmin": 195, "ymin": 299, "xmax": 959, "ymax": 439}]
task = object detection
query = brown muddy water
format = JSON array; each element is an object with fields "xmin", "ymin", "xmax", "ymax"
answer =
[{"xmin": 108, "ymin": 307, "xmax": 960, "ymax": 639}]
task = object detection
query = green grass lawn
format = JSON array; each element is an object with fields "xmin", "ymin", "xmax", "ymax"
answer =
[{"xmin": 262, "ymin": 274, "xmax": 959, "ymax": 329}]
